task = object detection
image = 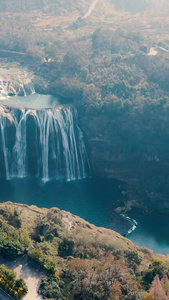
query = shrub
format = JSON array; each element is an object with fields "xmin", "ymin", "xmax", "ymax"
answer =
[{"xmin": 0, "ymin": 265, "xmax": 27, "ymax": 299}]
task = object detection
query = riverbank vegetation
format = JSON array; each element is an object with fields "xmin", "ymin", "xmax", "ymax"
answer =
[{"xmin": 0, "ymin": 202, "xmax": 169, "ymax": 299}]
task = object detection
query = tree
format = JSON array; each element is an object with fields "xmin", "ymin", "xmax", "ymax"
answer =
[
  {"xmin": 143, "ymin": 258, "xmax": 166, "ymax": 286},
  {"xmin": 161, "ymin": 272, "xmax": 169, "ymax": 297},
  {"xmin": 40, "ymin": 276, "xmax": 62, "ymax": 299},
  {"xmin": 58, "ymin": 238, "xmax": 75, "ymax": 257},
  {"xmin": 144, "ymin": 293, "xmax": 155, "ymax": 300},
  {"xmin": 0, "ymin": 265, "xmax": 27, "ymax": 299},
  {"xmin": 62, "ymin": 51, "xmax": 83, "ymax": 75},
  {"xmin": 68, "ymin": 258, "xmax": 92, "ymax": 299},
  {"xmin": 149, "ymin": 275, "xmax": 167, "ymax": 300},
  {"xmin": 110, "ymin": 282, "xmax": 122, "ymax": 300}
]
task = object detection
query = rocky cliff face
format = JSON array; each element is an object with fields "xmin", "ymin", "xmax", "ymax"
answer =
[{"xmin": 78, "ymin": 106, "xmax": 169, "ymax": 213}]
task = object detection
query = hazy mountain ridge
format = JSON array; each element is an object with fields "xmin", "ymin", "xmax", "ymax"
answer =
[
  {"xmin": 111, "ymin": 0, "xmax": 169, "ymax": 13},
  {"xmin": 0, "ymin": 0, "xmax": 90, "ymax": 14},
  {"xmin": 1, "ymin": 0, "xmax": 169, "ymax": 14}
]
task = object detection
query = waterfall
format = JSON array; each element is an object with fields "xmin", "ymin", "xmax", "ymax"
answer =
[
  {"xmin": 11, "ymin": 109, "xmax": 28, "ymax": 178},
  {"xmin": 0, "ymin": 105, "xmax": 89, "ymax": 181},
  {"xmin": 0, "ymin": 74, "xmax": 35, "ymax": 99},
  {"xmin": 0, "ymin": 116, "xmax": 10, "ymax": 180}
]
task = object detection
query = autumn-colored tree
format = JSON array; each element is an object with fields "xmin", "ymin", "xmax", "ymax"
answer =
[
  {"xmin": 68, "ymin": 258, "xmax": 91, "ymax": 297},
  {"xmin": 161, "ymin": 272, "xmax": 169, "ymax": 297},
  {"xmin": 110, "ymin": 282, "xmax": 122, "ymax": 300},
  {"xmin": 144, "ymin": 293, "xmax": 155, "ymax": 300},
  {"xmin": 150, "ymin": 274, "xmax": 167, "ymax": 300},
  {"xmin": 68, "ymin": 258, "xmax": 129, "ymax": 299}
]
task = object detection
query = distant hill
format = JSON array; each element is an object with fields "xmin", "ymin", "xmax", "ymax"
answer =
[
  {"xmin": 110, "ymin": 0, "xmax": 169, "ymax": 13},
  {"xmin": 0, "ymin": 0, "xmax": 90, "ymax": 14},
  {"xmin": 0, "ymin": 0, "xmax": 44, "ymax": 12},
  {"xmin": 110, "ymin": 0, "xmax": 148, "ymax": 13},
  {"xmin": 1, "ymin": 0, "xmax": 169, "ymax": 14}
]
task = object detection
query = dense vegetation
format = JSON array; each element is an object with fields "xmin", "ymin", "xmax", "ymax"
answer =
[
  {"xmin": 1, "ymin": 3, "xmax": 169, "ymax": 297},
  {"xmin": 0, "ymin": 264, "xmax": 27, "ymax": 299},
  {"xmin": 1, "ymin": 0, "xmax": 169, "ymax": 208},
  {"xmin": 0, "ymin": 208, "xmax": 30, "ymax": 260},
  {"xmin": 0, "ymin": 203, "xmax": 169, "ymax": 299},
  {"xmin": 32, "ymin": 23, "xmax": 169, "ymax": 209}
]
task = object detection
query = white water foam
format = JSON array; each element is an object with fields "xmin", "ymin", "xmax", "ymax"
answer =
[
  {"xmin": 120, "ymin": 214, "xmax": 138, "ymax": 236},
  {"xmin": 0, "ymin": 69, "xmax": 35, "ymax": 100}
]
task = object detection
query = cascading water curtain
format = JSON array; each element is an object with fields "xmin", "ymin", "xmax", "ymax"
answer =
[{"xmin": 0, "ymin": 106, "xmax": 90, "ymax": 181}]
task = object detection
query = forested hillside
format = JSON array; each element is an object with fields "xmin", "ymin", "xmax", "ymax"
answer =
[
  {"xmin": 1, "ymin": 2, "xmax": 169, "ymax": 299},
  {"xmin": 1, "ymin": 0, "xmax": 169, "ymax": 209}
]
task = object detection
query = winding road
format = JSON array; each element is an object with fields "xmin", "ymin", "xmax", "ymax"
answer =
[{"xmin": 83, "ymin": 0, "xmax": 99, "ymax": 18}]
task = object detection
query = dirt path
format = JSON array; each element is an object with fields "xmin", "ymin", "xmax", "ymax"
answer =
[
  {"xmin": 0, "ymin": 49, "xmax": 27, "ymax": 56},
  {"xmin": 0, "ymin": 256, "xmax": 43, "ymax": 300},
  {"xmin": 3, "ymin": 202, "xmax": 44, "ymax": 215},
  {"xmin": 83, "ymin": 0, "xmax": 99, "ymax": 18},
  {"xmin": 62, "ymin": 214, "xmax": 75, "ymax": 230}
]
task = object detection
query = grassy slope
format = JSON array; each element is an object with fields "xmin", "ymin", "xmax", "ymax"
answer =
[
  {"xmin": 0, "ymin": 201, "xmax": 168, "ymax": 262},
  {"xmin": 0, "ymin": 202, "xmax": 169, "ymax": 299}
]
